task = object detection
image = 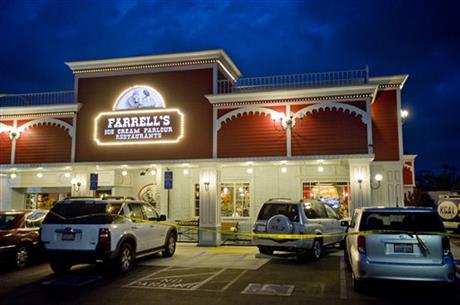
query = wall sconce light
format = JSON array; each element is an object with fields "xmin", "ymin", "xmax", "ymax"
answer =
[
  {"xmin": 71, "ymin": 178, "xmax": 81, "ymax": 192},
  {"xmin": 36, "ymin": 172, "xmax": 43, "ymax": 179},
  {"xmin": 10, "ymin": 173, "xmax": 17, "ymax": 179},
  {"xmin": 371, "ymin": 174, "xmax": 383, "ymax": 190},
  {"xmin": 204, "ymin": 181, "xmax": 210, "ymax": 191},
  {"xmin": 401, "ymin": 109, "xmax": 409, "ymax": 124},
  {"xmin": 271, "ymin": 112, "xmax": 295, "ymax": 130},
  {"xmin": 121, "ymin": 170, "xmax": 128, "ymax": 176}
]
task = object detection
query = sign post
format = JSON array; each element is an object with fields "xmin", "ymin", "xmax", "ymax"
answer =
[{"xmin": 164, "ymin": 171, "xmax": 173, "ymax": 218}]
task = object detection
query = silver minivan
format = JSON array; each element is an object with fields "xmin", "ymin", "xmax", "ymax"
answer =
[{"xmin": 345, "ymin": 207, "xmax": 456, "ymax": 292}]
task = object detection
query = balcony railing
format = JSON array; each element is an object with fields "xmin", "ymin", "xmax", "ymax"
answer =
[
  {"xmin": 0, "ymin": 91, "xmax": 75, "ymax": 107},
  {"xmin": 217, "ymin": 67, "xmax": 369, "ymax": 94}
]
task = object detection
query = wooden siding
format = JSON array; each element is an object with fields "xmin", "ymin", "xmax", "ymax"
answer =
[
  {"xmin": 15, "ymin": 125, "xmax": 71, "ymax": 164},
  {"xmin": 372, "ymin": 90, "xmax": 400, "ymax": 161},
  {"xmin": 292, "ymin": 109, "xmax": 368, "ymax": 156},
  {"xmin": 403, "ymin": 161, "xmax": 414, "ymax": 185}
]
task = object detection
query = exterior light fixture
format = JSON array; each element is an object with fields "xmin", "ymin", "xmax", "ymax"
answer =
[
  {"xmin": 246, "ymin": 168, "xmax": 254, "ymax": 174},
  {"xmin": 121, "ymin": 170, "xmax": 128, "ymax": 176},
  {"xmin": 356, "ymin": 174, "xmax": 365, "ymax": 185},
  {"xmin": 71, "ymin": 178, "xmax": 81, "ymax": 192},
  {"xmin": 36, "ymin": 172, "xmax": 43, "ymax": 178},
  {"xmin": 280, "ymin": 160, "xmax": 288, "ymax": 165},
  {"xmin": 64, "ymin": 172, "xmax": 71, "ymax": 178},
  {"xmin": 8, "ymin": 128, "xmax": 20, "ymax": 140},
  {"xmin": 150, "ymin": 169, "xmax": 157, "ymax": 176},
  {"xmin": 371, "ymin": 174, "xmax": 383, "ymax": 190},
  {"xmin": 204, "ymin": 181, "xmax": 210, "ymax": 191},
  {"xmin": 401, "ymin": 109, "xmax": 409, "ymax": 124},
  {"xmin": 183, "ymin": 169, "xmax": 189, "ymax": 175},
  {"xmin": 10, "ymin": 173, "xmax": 17, "ymax": 179},
  {"xmin": 281, "ymin": 167, "xmax": 288, "ymax": 173},
  {"xmin": 317, "ymin": 166, "xmax": 324, "ymax": 173}
]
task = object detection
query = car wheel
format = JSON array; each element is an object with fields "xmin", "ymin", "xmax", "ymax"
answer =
[
  {"xmin": 309, "ymin": 239, "xmax": 322, "ymax": 260},
  {"xmin": 352, "ymin": 273, "xmax": 366, "ymax": 293},
  {"xmin": 15, "ymin": 245, "xmax": 30, "ymax": 269},
  {"xmin": 162, "ymin": 233, "xmax": 177, "ymax": 257},
  {"xmin": 116, "ymin": 243, "xmax": 135, "ymax": 273},
  {"xmin": 50, "ymin": 259, "xmax": 71, "ymax": 274},
  {"xmin": 258, "ymin": 246, "xmax": 274, "ymax": 255}
]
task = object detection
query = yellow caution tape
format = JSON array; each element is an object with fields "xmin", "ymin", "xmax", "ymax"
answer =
[{"xmin": 45, "ymin": 209, "xmax": 460, "ymax": 240}]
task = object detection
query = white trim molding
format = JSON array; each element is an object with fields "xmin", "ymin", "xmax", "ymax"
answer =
[
  {"xmin": 216, "ymin": 107, "xmax": 281, "ymax": 131},
  {"xmin": 17, "ymin": 118, "xmax": 73, "ymax": 136},
  {"xmin": 0, "ymin": 103, "xmax": 81, "ymax": 117}
]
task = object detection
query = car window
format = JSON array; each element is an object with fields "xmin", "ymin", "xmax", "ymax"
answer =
[
  {"xmin": 128, "ymin": 203, "xmax": 146, "ymax": 221},
  {"xmin": 258, "ymin": 204, "xmax": 299, "ymax": 222},
  {"xmin": 25, "ymin": 211, "xmax": 47, "ymax": 228},
  {"xmin": 324, "ymin": 205, "xmax": 338, "ymax": 219},
  {"xmin": 304, "ymin": 201, "xmax": 327, "ymax": 219},
  {"xmin": 0, "ymin": 214, "xmax": 21, "ymax": 229},
  {"xmin": 359, "ymin": 211, "xmax": 445, "ymax": 232},
  {"xmin": 142, "ymin": 204, "xmax": 159, "ymax": 220},
  {"xmin": 43, "ymin": 201, "xmax": 123, "ymax": 224}
]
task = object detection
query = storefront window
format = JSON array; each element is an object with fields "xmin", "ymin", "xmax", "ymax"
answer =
[
  {"xmin": 220, "ymin": 183, "xmax": 250, "ymax": 218},
  {"xmin": 25, "ymin": 193, "xmax": 67, "ymax": 210},
  {"xmin": 303, "ymin": 182, "xmax": 349, "ymax": 218}
]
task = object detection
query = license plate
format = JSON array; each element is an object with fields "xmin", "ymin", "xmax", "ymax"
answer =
[
  {"xmin": 256, "ymin": 225, "xmax": 266, "ymax": 232},
  {"xmin": 62, "ymin": 233, "xmax": 75, "ymax": 241},
  {"xmin": 394, "ymin": 243, "xmax": 413, "ymax": 253}
]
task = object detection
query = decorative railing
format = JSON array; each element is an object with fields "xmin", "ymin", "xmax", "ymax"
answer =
[
  {"xmin": 0, "ymin": 91, "xmax": 75, "ymax": 107},
  {"xmin": 217, "ymin": 67, "xmax": 369, "ymax": 94}
]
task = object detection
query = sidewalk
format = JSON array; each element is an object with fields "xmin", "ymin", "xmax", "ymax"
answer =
[{"xmin": 139, "ymin": 243, "xmax": 269, "ymax": 270}]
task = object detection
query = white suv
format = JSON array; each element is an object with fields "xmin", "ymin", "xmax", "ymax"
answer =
[
  {"xmin": 40, "ymin": 197, "xmax": 177, "ymax": 274},
  {"xmin": 253, "ymin": 199, "xmax": 346, "ymax": 260}
]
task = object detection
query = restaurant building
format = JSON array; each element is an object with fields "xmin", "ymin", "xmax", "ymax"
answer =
[{"xmin": 0, "ymin": 50, "xmax": 416, "ymax": 245}]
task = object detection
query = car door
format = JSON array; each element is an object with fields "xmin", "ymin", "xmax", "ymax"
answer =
[
  {"xmin": 324, "ymin": 204, "xmax": 342, "ymax": 243},
  {"xmin": 141, "ymin": 203, "xmax": 166, "ymax": 248},
  {"xmin": 127, "ymin": 203, "xmax": 151, "ymax": 252}
]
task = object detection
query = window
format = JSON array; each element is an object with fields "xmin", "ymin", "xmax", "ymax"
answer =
[
  {"xmin": 359, "ymin": 212, "xmax": 445, "ymax": 232},
  {"xmin": 258, "ymin": 204, "xmax": 298, "ymax": 221},
  {"xmin": 128, "ymin": 203, "xmax": 146, "ymax": 221},
  {"xmin": 142, "ymin": 204, "xmax": 159, "ymax": 220},
  {"xmin": 194, "ymin": 184, "xmax": 200, "ymax": 217},
  {"xmin": 220, "ymin": 183, "xmax": 250, "ymax": 217},
  {"xmin": 324, "ymin": 204, "xmax": 339, "ymax": 219},
  {"xmin": 303, "ymin": 201, "xmax": 327, "ymax": 219}
]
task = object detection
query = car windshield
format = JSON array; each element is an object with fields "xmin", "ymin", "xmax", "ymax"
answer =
[
  {"xmin": 43, "ymin": 201, "xmax": 123, "ymax": 224},
  {"xmin": 359, "ymin": 211, "xmax": 445, "ymax": 232},
  {"xmin": 0, "ymin": 214, "xmax": 22, "ymax": 229},
  {"xmin": 258, "ymin": 204, "xmax": 299, "ymax": 222}
]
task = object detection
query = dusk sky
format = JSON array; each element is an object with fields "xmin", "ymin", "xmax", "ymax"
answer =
[{"xmin": 1, "ymin": 0, "xmax": 459, "ymax": 172}]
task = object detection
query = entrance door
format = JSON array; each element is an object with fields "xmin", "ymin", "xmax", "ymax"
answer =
[{"xmin": 303, "ymin": 182, "xmax": 350, "ymax": 218}]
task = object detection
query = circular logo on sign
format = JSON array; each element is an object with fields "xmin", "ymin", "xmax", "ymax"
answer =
[
  {"xmin": 138, "ymin": 183, "xmax": 158, "ymax": 208},
  {"xmin": 437, "ymin": 200, "xmax": 458, "ymax": 220},
  {"xmin": 114, "ymin": 86, "xmax": 165, "ymax": 110}
]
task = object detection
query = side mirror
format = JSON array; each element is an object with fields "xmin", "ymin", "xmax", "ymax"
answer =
[
  {"xmin": 340, "ymin": 220, "xmax": 350, "ymax": 227},
  {"xmin": 159, "ymin": 214, "xmax": 167, "ymax": 221}
]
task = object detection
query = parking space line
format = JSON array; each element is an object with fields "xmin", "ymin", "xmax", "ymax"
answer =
[
  {"xmin": 220, "ymin": 270, "xmax": 248, "ymax": 292},
  {"xmin": 124, "ymin": 266, "xmax": 173, "ymax": 287},
  {"xmin": 339, "ymin": 256, "xmax": 347, "ymax": 299},
  {"xmin": 191, "ymin": 268, "xmax": 227, "ymax": 290}
]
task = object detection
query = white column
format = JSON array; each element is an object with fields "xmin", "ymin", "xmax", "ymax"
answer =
[
  {"xmin": 348, "ymin": 159, "xmax": 372, "ymax": 212},
  {"xmin": 198, "ymin": 167, "xmax": 221, "ymax": 246}
]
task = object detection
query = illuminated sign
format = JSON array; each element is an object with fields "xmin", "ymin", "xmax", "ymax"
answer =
[{"xmin": 94, "ymin": 86, "xmax": 184, "ymax": 145}]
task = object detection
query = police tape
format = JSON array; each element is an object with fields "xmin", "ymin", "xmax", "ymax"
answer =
[{"xmin": 46, "ymin": 210, "xmax": 460, "ymax": 240}]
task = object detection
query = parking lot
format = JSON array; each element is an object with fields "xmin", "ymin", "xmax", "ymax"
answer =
[{"xmin": 0, "ymin": 242, "xmax": 459, "ymax": 305}]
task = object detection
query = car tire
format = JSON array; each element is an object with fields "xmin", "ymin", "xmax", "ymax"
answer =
[
  {"xmin": 352, "ymin": 273, "xmax": 366, "ymax": 293},
  {"xmin": 258, "ymin": 246, "xmax": 274, "ymax": 255},
  {"xmin": 50, "ymin": 259, "xmax": 71, "ymax": 274},
  {"xmin": 162, "ymin": 232, "xmax": 177, "ymax": 257},
  {"xmin": 115, "ymin": 242, "xmax": 135, "ymax": 273},
  {"xmin": 309, "ymin": 238, "xmax": 322, "ymax": 260},
  {"xmin": 15, "ymin": 244, "xmax": 30, "ymax": 269}
]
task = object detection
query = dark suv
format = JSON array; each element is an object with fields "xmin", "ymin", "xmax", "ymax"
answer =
[{"xmin": 0, "ymin": 209, "xmax": 48, "ymax": 268}]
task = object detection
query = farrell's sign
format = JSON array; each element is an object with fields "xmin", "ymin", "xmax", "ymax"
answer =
[{"xmin": 94, "ymin": 86, "xmax": 185, "ymax": 145}]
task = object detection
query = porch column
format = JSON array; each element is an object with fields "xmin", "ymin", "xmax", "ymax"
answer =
[
  {"xmin": 198, "ymin": 167, "xmax": 221, "ymax": 246},
  {"xmin": 348, "ymin": 159, "xmax": 372, "ymax": 212}
]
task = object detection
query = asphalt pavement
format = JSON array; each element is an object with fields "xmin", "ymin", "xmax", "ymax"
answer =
[{"xmin": 0, "ymin": 243, "xmax": 459, "ymax": 305}]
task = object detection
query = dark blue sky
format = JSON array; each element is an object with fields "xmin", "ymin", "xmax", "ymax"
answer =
[{"xmin": 1, "ymin": 0, "xmax": 459, "ymax": 172}]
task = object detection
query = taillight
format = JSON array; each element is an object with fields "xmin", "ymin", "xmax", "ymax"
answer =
[
  {"xmin": 357, "ymin": 235, "xmax": 366, "ymax": 254},
  {"xmin": 98, "ymin": 228, "xmax": 111, "ymax": 250},
  {"xmin": 442, "ymin": 237, "xmax": 451, "ymax": 256}
]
